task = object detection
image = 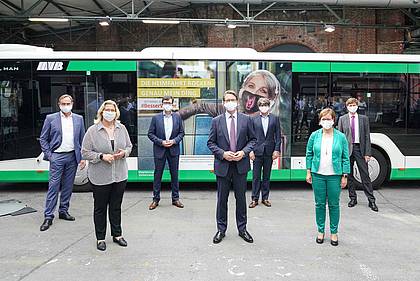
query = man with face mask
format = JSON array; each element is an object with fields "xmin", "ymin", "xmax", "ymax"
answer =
[
  {"xmin": 338, "ymin": 97, "xmax": 378, "ymax": 212},
  {"xmin": 148, "ymin": 95, "xmax": 185, "ymax": 210},
  {"xmin": 249, "ymin": 98, "xmax": 281, "ymax": 208},
  {"xmin": 39, "ymin": 94, "xmax": 86, "ymax": 231},
  {"xmin": 207, "ymin": 90, "xmax": 257, "ymax": 244}
]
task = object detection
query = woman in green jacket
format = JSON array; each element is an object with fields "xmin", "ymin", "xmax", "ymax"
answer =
[{"xmin": 306, "ymin": 108, "xmax": 350, "ymax": 246}]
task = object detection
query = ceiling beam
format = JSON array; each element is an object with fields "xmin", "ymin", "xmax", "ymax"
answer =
[{"xmin": 92, "ymin": 0, "xmax": 109, "ymax": 15}]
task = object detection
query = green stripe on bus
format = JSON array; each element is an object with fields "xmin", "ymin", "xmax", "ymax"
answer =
[
  {"xmin": 408, "ymin": 64, "xmax": 420, "ymax": 74},
  {"xmin": 292, "ymin": 62, "xmax": 330, "ymax": 72},
  {"xmin": 390, "ymin": 168, "xmax": 420, "ymax": 180},
  {"xmin": 67, "ymin": 61, "xmax": 137, "ymax": 71},
  {"xmin": 330, "ymin": 62, "xmax": 407, "ymax": 73}
]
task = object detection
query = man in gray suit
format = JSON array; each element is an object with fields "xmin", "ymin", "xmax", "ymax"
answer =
[
  {"xmin": 207, "ymin": 90, "xmax": 257, "ymax": 244},
  {"xmin": 338, "ymin": 97, "xmax": 378, "ymax": 212}
]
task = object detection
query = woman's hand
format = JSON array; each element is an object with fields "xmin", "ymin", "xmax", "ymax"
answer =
[
  {"xmin": 102, "ymin": 154, "xmax": 114, "ymax": 164},
  {"xmin": 306, "ymin": 170, "xmax": 312, "ymax": 184},
  {"xmin": 113, "ymin": 149, "xmax": 126, "ymax": 160},
  {"xmin": 341, "ymin": 176, "xmax": 348, "ymax": 189}
]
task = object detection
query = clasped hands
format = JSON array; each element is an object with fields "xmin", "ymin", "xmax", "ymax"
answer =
[
  {"xmin": 162, "ymin": 139, "xmax": 175, "ymax": 148},
  {"xmin": 223, "ymin": 150, "xmax": 245, "ymax": 161},
  {"xmin": 101, "ymin": 149, "xmax": 126, "ymax": 164}
]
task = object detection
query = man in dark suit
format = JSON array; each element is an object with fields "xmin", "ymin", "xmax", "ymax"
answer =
[
  {"xmin": 39, "ymin": 94, "xmax": 85, "ymax": 231},
  {"xmin": 207, "ymin": 90, "xmax": 257, "ymax": 244},
  {"xmin": 338, "ymin": 97, "xmax": 378, "ymax": 212},
  {"xmin": 148, "ymin": 95, "xmax": 185, "ymax": 210},
  {"xmin": 249, "ymin": 98, "xmax": 281, "ymax": 208}
]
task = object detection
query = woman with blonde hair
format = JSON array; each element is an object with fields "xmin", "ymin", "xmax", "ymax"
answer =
[
  {"xmin": 82, "ymin": 100, "xmax": 132, "ymax": 251},
  {"xmin": 306, "ymin": 108, "xmax": 350, "ymax": 246}
]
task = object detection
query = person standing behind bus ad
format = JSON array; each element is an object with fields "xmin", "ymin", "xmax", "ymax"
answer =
[
  {"xmin": 81, "ymin": 100, "xmax": 132, "ymax": 251},
  {"xmin": 207, "ymin": 90, "xmax": 257, "ymax": 244},
  {"xmin": 306, "ymin": 108, "xmax": 350, "ymax": 246},
  {"xmin": 249, "ymin": 98, "xmax": 281, "ymax": 208},
  {"xmin": 338, "ymin": 98, "xmax": 378, "ymax": 212},
  {"xmin": 147, "ymin": 95, "xmax": 185, "ymax": 210},
  {"xmin": 39, "ymin": 94, "xmax": 86, "ymax": 232}
]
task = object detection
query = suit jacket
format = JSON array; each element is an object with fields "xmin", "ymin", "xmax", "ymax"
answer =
[
  {"xmin": 306, "ymin": 128, "xmax": 350, "ymax": 175},
  {"xmin": 39, "ymin": 112, "xmax": 85, "ymax": 163},
  {"xmin": 207, "ymin": 112, "xmax": 257, "ymax": 177},
  {"xmin": 251, "ymin": 114, "xmax": 281, "ymax": 156},
  {"xmin": 337, "ymin": 113, "xmax": 371, "ymax": 156},
  {"xmin": 148, "ymin": 112, "xmax": 185, "ymax": 159}
]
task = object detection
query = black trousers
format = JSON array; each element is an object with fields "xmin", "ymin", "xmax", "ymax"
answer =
[
  {"xmin": 251, "ymin": 155, "xmax": 273, "ymax": 201},
  {"xmin": 153, "ymin": 150, "xmax": 180, "ymax": 202},
  {"xmin": 92, "ymin": 180, "xmax": 126, "ymax": 240},
  {"xmin": 216, "ymin": 163, "xmax": 247, "ymax": 233},
  {"xmin": 348, "ymin": 145, "xmax": 376, "ymax": 203}
]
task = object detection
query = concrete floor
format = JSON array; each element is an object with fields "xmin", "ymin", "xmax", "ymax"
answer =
[{"xmin": 1, "ymin": 181, "xmax": 420, "ymax": 281}]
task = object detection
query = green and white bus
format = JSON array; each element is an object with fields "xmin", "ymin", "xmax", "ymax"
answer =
[{"xmin": 0, "ymin": 45, "xmax": 419, "ymax": 188}]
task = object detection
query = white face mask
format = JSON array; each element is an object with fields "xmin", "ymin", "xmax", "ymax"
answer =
[
  {"xmin": 224, "ymin": 101, "xmax": 238, "ymax": 112},
  {"xmin": 103, "ymin": 111, "xmax": 116, "ymax": 122},
  {"xmin": 60, "ymin": 105, "xmax": 72, "ymax": 114},
  {"xmin": 259, "ymin": 106, "xmax": 270, "ymax": 114},
  {"xmin": 347, "ymin": 105, "xmax": 358, "ymax": 113},
  {"xmin": 162, "ymin": 104, "xmax": 173, "ymax": 112},
  {"xmin": 320, "ymin": 120, "xmax": 334, "ymax": 130}
]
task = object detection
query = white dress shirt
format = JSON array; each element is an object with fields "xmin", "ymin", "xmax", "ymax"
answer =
[
  {"xmin": 349, "ymin": 113, "xmax": 360, "ymax": 144},
  {"xmin": 55, "ymin": 112, "xmax": 74, "ymax": 152},
  {"xmin": 261, "ymin": 114, "xmax": 269, "ymax": 137},
  {"xmin": 225, "ymin": 111, "xmax": 238, "ymax": 138},
  {"xmin": 163, "ymin": 112, "xmax": 173, "ymax": 141},
  {"xmin": 317, "ymin": 134, "xmax": 335, "ymax": 175}
]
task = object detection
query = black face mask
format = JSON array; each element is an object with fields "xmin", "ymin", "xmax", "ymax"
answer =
[{"xmin": 241, "ymin": 90, "xmax": 262, "ymax": 114}]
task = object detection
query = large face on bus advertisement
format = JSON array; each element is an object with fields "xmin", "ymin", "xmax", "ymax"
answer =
[{"xmin": 137, "ymin": 61, "xmax": 291, "ymax": 172}]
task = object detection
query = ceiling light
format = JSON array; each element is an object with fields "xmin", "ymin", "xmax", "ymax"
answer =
[
  {"xmin": 227, "ymin": 24, "xmax": 237, "ymax": 29},
  {"xmin": 99, "ymin": 18, "xmax": 111, "ymax": 26},
  {"xmin": 142, "ymin": 19, "xmax": 180, "ymax": 24},
  {"xmin": 29, "ymin": 17, "xmax": 69, "ymax": 22},
  {"xmin": 324, "ymin": 24, "xmax": 335, "ymax": 32}
]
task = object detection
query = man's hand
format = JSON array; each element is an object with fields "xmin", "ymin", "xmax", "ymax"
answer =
[
  {"xmin": 272, "ymin": 150, "xmax": 280, "ymax": 160},
  {"xmin": 249, "ymin": 151, "xmax": 255, "ymax": 161},
  {"xmin": 232, "ymin": 151, "xmax": 245, "ymax": 161},
  {"xmin": 113, "ymin": 149, "xmax": 126, "ymax": 160},
  {"xmin": 102, "ymin": 154, "xmax": 114, "ymax": 164},
  {"xmin": 79, "ymin": 160, "xmax": 86, "ymax": 170},
  {"xmin": 365, "ymin": 156, "xmax": 371, "ymax": 162},
  {"xmin": 162, "ymin": 140, "xmax": 174, "ymax": 148},
  {"xmin": 223, "ymin": 151, "xmax": 236, "ymax": 161}
]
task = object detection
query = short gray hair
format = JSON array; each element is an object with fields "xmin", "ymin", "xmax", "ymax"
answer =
[{"xmin": 58, "ymin": 94, "xmax": 73, "ymax": 103}]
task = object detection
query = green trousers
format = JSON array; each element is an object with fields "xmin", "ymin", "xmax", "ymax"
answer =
[{"xmin": 312, "ymin": 173, "xmax": 341, "ymax": 234}]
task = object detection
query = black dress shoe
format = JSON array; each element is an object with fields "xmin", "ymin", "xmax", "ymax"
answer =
[
  {"xmin": 113, "ymin": 237, "xmax": 128, "ymax": 247},
  {"xmin": 316, "ymin": 234, "xmax": 324, "ymax": 244},
  {"xmin": 331, "ymin": 239, "xmax": 339, "ymax": 246},
  {"xmin": 40, "ymin": 219, "xmax": 53, "ymax": 231},
  {"xmin": 369, "ymin": 202, "xmax": 379, "ymax": 212},
  {"xmin": 59, "ymin": 212, "xmax": 75, "ymax": 221},
  {"xmin": 213, "ymin": 231, "xmax": 225, "ymax": 244},
  {"xmin": 239, "ymin": 231, "xmax": 254, "ymax": 243},
  {"xmin": 348, "ymin": 199, "xmax": 357, "ymax": 208},
  {"xmin": 97, "ymin": 241, "xmax": 106, "ymax": 251}
]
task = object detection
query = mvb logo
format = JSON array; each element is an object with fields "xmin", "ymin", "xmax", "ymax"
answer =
[{"xmin": 37, "ymin": 62, "xmax": 64, "ymax": 71}]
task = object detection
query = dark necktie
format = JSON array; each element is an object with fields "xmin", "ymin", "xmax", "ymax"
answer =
[
  {"xmin": 229, "ymin": 115, "xmax": 237, "ymax": 152},
  {"xmin": 351, "ymin": 115, "xmax": 355, "ymax": 143}
]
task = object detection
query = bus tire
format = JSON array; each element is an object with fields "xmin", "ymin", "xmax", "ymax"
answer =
[{"xmin": 352, "ymin": 147, "xmax": 388, "ymax": 190}]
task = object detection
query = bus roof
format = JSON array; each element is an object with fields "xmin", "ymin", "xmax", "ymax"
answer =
[{"xmin": 0, "ymin": 45, "xmax": 420, "ymax": 63}]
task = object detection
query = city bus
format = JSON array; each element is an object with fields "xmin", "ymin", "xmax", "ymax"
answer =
[{"xmin": 0, "ymin": 45, "xmax": 419, "ymax": 190}]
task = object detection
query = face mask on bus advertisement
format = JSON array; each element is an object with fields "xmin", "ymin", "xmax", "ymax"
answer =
[
  {"xmin": 319, "ymin": 120, "xmax": 334, "ymax": 130},
  {"xmin": 60, "ymin": 105, "xmax": 72, "ymax": 113},
  {"xmin": 241, "ymin": 90, "xmax": 262, "ymax": 114},
  {"xmin": 347, "ymin": 105, "xmax": 358, "ymax": 113}
]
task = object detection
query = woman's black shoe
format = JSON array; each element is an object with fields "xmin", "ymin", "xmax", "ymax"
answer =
[
  {"xmin": 331, "ymin": 239, "xmax": 339, "ymax": 246},
  {"xmin": 316, "ymin": 234, "xmax": 324, "ymax": 244},
  {"xmin": 97, "ymin": 241, "xmax": 106, "ymax": 251},
  {"xmin": 113, "ymin": 237, "xmax": 128, "ymax": 247}
]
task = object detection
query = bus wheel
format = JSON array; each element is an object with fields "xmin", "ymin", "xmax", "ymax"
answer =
[{"xmin": 352, "ymin": 148, "xmax": 388, "ymax": 190}]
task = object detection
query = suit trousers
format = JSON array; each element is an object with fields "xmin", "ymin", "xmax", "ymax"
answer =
[
  {"xmin": 153, "ymin": 149, "xmax": 180, "ymax": 202},
  {"xmin": 251, "ymin": 155, "xmax": 273, "ymax": 201},
  {"xmin": 348, "ymin": 145, "xmax": 375, "ymax": 203},
  {"xmin": 312, "ymin": 173, "xmax": 341, "ymax": 234},
  {"xmin": 44, "ymin": 151, "xmax": 77, "ymax": 219},
  {"xmin": 92, "ymin": 180, "xmax": 126, "ymax": 240},
  {"xmin": 216, "ymin": 162, "xmax": 247, "ymax": 233}
]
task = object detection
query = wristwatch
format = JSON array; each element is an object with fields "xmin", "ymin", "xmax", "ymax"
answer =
[{"xmin": 99, "ymin": 154, "xmax": 103, "ymax": 160}]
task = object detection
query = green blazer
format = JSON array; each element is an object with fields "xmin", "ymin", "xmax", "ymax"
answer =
[{"xmin": 306, "ymin": 128, "xmax": 350, "ymax": 175}]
